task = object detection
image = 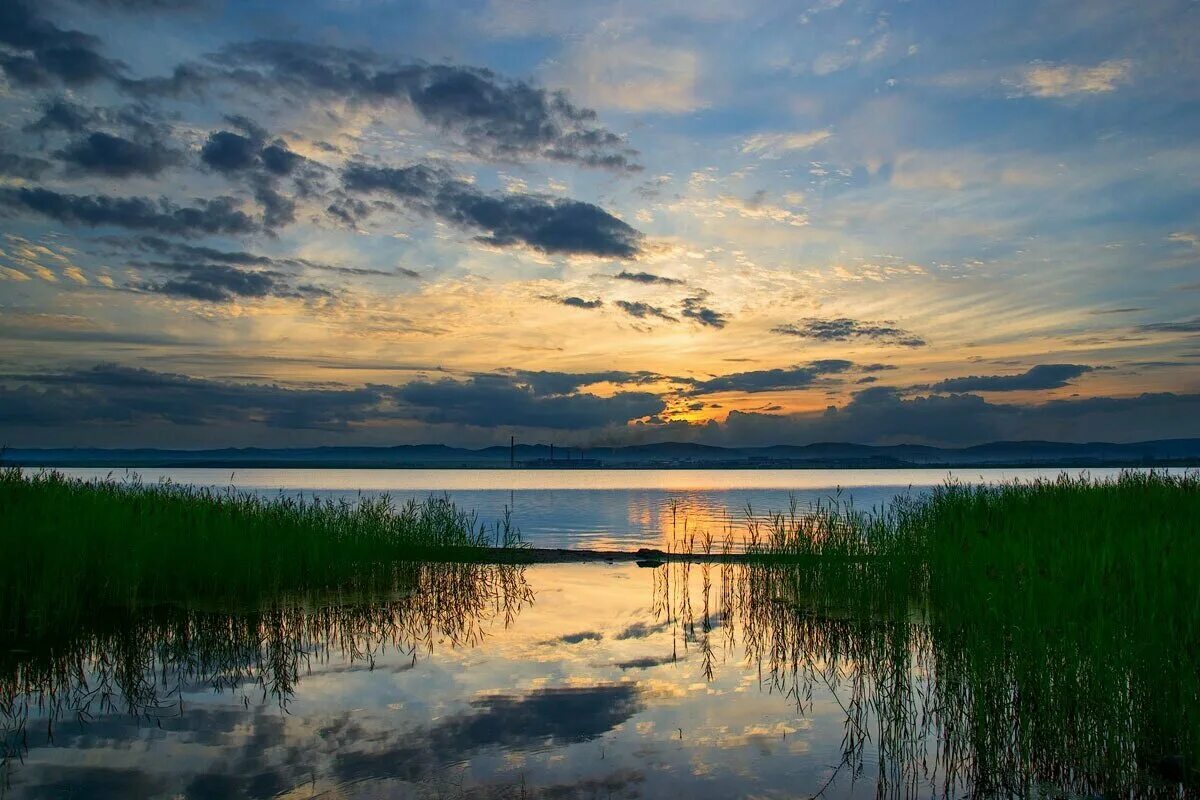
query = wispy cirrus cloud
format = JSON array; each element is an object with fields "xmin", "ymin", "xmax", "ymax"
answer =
[
  {"xmin": 740, "ymin": 129, "xmax": 832, "ymax": 158},
  {"xmin": 1008, "ymin": 59, "xmax": 1133, "ymax": 98}
]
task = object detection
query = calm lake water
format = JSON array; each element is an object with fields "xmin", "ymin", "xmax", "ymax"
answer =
[
  {"xmin": 4, "ymin": 467, "xmax": 1185, "ymax": 798},
  {"xmin": 57, "ymin": 466, "xmax": 1139, "ymax": 549}
]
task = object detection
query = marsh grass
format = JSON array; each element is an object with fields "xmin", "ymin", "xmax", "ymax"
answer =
[
  {"xmin": 0, "ymin": 467, "xmax": 521, "ymax": 642},
  {"xmin": 657, "ymin": 470, "xmax": 1200, "ymax": 798}
]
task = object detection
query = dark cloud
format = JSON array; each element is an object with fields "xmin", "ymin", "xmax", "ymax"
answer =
[
  {"xmin": 395, "ymin": 374, "xmax": 664, "ymax": 429},
  {"xmin": 0, "ymin": 364, "xmax": 386, "ymax": 430},
  {"xmin": 138, "ymin": 262, "xmax": 329, "ymax": 303},
  {"xmin": 24, "ymin": 97, "xmax": 96, "ymax": 134},
  {"xmin": 686, "ymin": 360, "xmax": 854, "ymax": 394},
  {"xmin": 197, "ymin": 42, "xmax": 640, "ymax": 171},
  {"xmin": 64, "ymin": 0, "xmax": 215, "ymax": 11},
  {"xmin": 613, "ymin": 270, "xmax": 683, "ymax": 285},
  {"xmin": 198, "ymin": 126, "xmax": 320, "ymax": 231},
  {"xmin": 681, "ymin": 295, "xmax": 728, "ymax": 329},
  {"xmin": 558, "ymin": 296, "xmax": 603, "ymax": 309},
  {"xmin": 715, "ymin": 387, "xmax": 1200, "ymax": 447},
  {"xmin": 772, "ymin": 317, "xmax": 927, "ymax": 348},
  {"xmin": 1138, "ymin": 317, "xmax": 1200, "ymax": 333},
  {"xmin": 0, "ymin": 187, "xmax": 257, "ymax": 237},
  {"xmin": 342, "ymin": 162, "xmax": 642, "ymax": 258},
  {"xmin": 615, "ymin": 300, "xmax": 676, "ymax": 322},
  {"xmin": 56, "ymin": 131, "xmax": 180, "ymax": 177},
  {"xmin": 200, "ymin": 130, "xmax": 260, "ymax": 172},
  {"xmin": 128, "ymin": 235, "xmax": 413, "ymax": 277},
  {"xmin": 929, "ymin": 364, "xmax": 1094, "ymax": 393},
  {"xmin": 506, "ymin": 369, "xmax": 662, "ymax": 395},
  {"xmin": 0, "ymin": 0, "xmax": 122, "ymax": 87},
  {"xmin": 0, "ymin": 151, "xmax": 52, "ymax": 179}
]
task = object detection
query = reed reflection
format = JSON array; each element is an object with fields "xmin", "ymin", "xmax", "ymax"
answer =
[
  {"xmin": 0, "ymin": 561, "xmax": 532, "ymax": 779},
  {"xmin": 656, "ymin": 558, "xmax": 1198, "ymax": 799}
]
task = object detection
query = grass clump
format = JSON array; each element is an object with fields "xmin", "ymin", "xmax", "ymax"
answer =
[
  {"xmin": 0, "ymin": 467, "xmax": 521, "ymax": 642},
  {"xmin": 729, "ymin": 470, "xmax": 1200, "ymax": 797}
]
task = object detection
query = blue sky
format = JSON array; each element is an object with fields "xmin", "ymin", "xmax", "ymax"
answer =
[{"xmin": 1, "ymin": 0, "xmax": 1198, "ymax": 447}]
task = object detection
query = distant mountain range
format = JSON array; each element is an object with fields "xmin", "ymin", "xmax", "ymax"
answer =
[{"xmin": 5, "ymin": 439, "xmax": 1200, "ymax": 469}]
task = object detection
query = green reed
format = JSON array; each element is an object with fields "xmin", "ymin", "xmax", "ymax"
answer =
[
  {"xmin": 690, "ymin": 470, "xmax": 1200, "ymax": 797},
  {"xmin": 0, "ymin": 467, "xmax": 521, "ymax": 642}
]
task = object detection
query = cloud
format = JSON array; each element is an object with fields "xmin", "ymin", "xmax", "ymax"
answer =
[
  {"xmin": 342, "ymin": 162, "xmax": 642, "ymax": 258},
  {"xmin": 0, "ymin": 0, "xmax": 122, "ymax": 87},
  {"xmin": 556, "ymin": 38, "xmax": 705, "ymax": 114},
  {"xmin": 200, "ymin": 130, "xmax": 261, "ymax": 172},
  {"xmin": 24, "ymin": 97, "xmax": 98, "ymax": 134},
  {"xmin": 772, "ymin": 318, "xmax": 926, "ymax": 348},
  {"xmin": 613, "ymin": 270, "xmax": 683, "ymax": 285},
  {"xmin": 715, "ymin": 387, "xmax": 1200, "ymax": 447},
  {"xmin": 138, "ymin": 262, "xmax": 329, "ymax": 303},
  {"xmin": 0, "ymin": 151, "xmax": 52, "ymax": 179},
  {"xmin": 0, "ymin": 365, "xmax": 667, "ymax": 437},
  {"xmin": 186, "ymin": 41, "xmax": 640, "ymax": 171},
  {"xmin": 615, "ymin": 300, "xmax": 676, "ymax": 322},
  {"xmin": 56, "ymin": 131, "xmax": 181, "ymax": 177},
  {"xmin": 394, "ymin": 374, "xmax": 664, "ymax": 429},
  {"xmin": 0, "ymin": 364, "xmax": 386, "ymax": 430},
  {"xmin": 1138, "ymin": 317, "xmax": 1200, "ymax": 333},
  {"xmin": 0, "ymin": 187, "xmax": 258, "ymax": 237},
  {"xmin": 1167, "ymin": 232, "xmax": 1200, "ymax": 251},
  {"xmin": 680, "ymin": 295, "xmax": 727, "ymax": 329},
  {"xmin": 740, "ymin": 130, "xmax": 832, "ymax": 158},
  {"xmin": 1010, "ymin": 59, "xmax": 1133, "ymax": 98},
  {"xmin": 558, "ymin": 296, "xmax": 603, "ymax": 309},
  {"xmin": 929, "ymin": 364, "xmax": 1095, "ymax": 393},
  {"xmin": 687, "ymin": 360, "xmax": 854, "ymax": 394},
  {"xmin": 505, "ymin": 369, "xmax": 661, "ymax": 395},
  {"xmin": 130, "ymin": 235, "xmax": 412, "ymax": 277},
  {"xmin": 197, "ymin": 124, "xmax": 321, "ymax": 230}
]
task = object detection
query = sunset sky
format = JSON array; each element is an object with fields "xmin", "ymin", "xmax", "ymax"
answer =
[{"xmin": 2, "ymin": 0, "xmax": 1198, "ymax": 448}]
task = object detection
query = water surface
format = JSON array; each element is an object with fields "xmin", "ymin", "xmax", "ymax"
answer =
[
  {"xmin": 56, "ymin": 467, "xmax": 1140, "ymax": 549},
  {"xmin": 4, "ymin": 557, "xmax": 1187, "ymax": 799}
]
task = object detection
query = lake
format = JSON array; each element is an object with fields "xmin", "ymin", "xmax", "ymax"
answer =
[
  {"xmin": 3, "ymin": 467, "xmax": 1189, "ymax": 798},
  {"xmin": 55, "ymin": 466, "xmax": 1139, "ymax": 549}
]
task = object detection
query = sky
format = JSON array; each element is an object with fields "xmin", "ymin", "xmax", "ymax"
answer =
[{"xmin": 1, "ymin": 0, "xmax": 1199, "ymax": 449}]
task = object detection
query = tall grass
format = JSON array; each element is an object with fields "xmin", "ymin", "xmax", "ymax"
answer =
[
  {"xmin": 693, "ymin": 470, "xmax": 1200, "ymax": 797},
  {"xmin": 0, "ymin": 467, "xmax": 520, "ymax": 642}
]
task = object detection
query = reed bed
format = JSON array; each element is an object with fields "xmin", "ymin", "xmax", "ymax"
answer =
[
  {"xmin": 706, "ymin": 470, "xmax": 1200, "ymax": 797},
  {"xmin": 0, "ymin": 467, "xmax": 520, "ymax": 642}
]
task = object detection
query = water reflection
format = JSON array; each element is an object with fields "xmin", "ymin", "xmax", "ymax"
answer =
[
  {"xmin": 662, "ymin": 559, "xmax": 1197, "ymax": 798},
  {"xmin": 3, "ymin": 559, "xmax": 1194, "ymax": 798},
  {"xmin": 1, "ymin": 563, "xmax": 532, "ymax": 772}
]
